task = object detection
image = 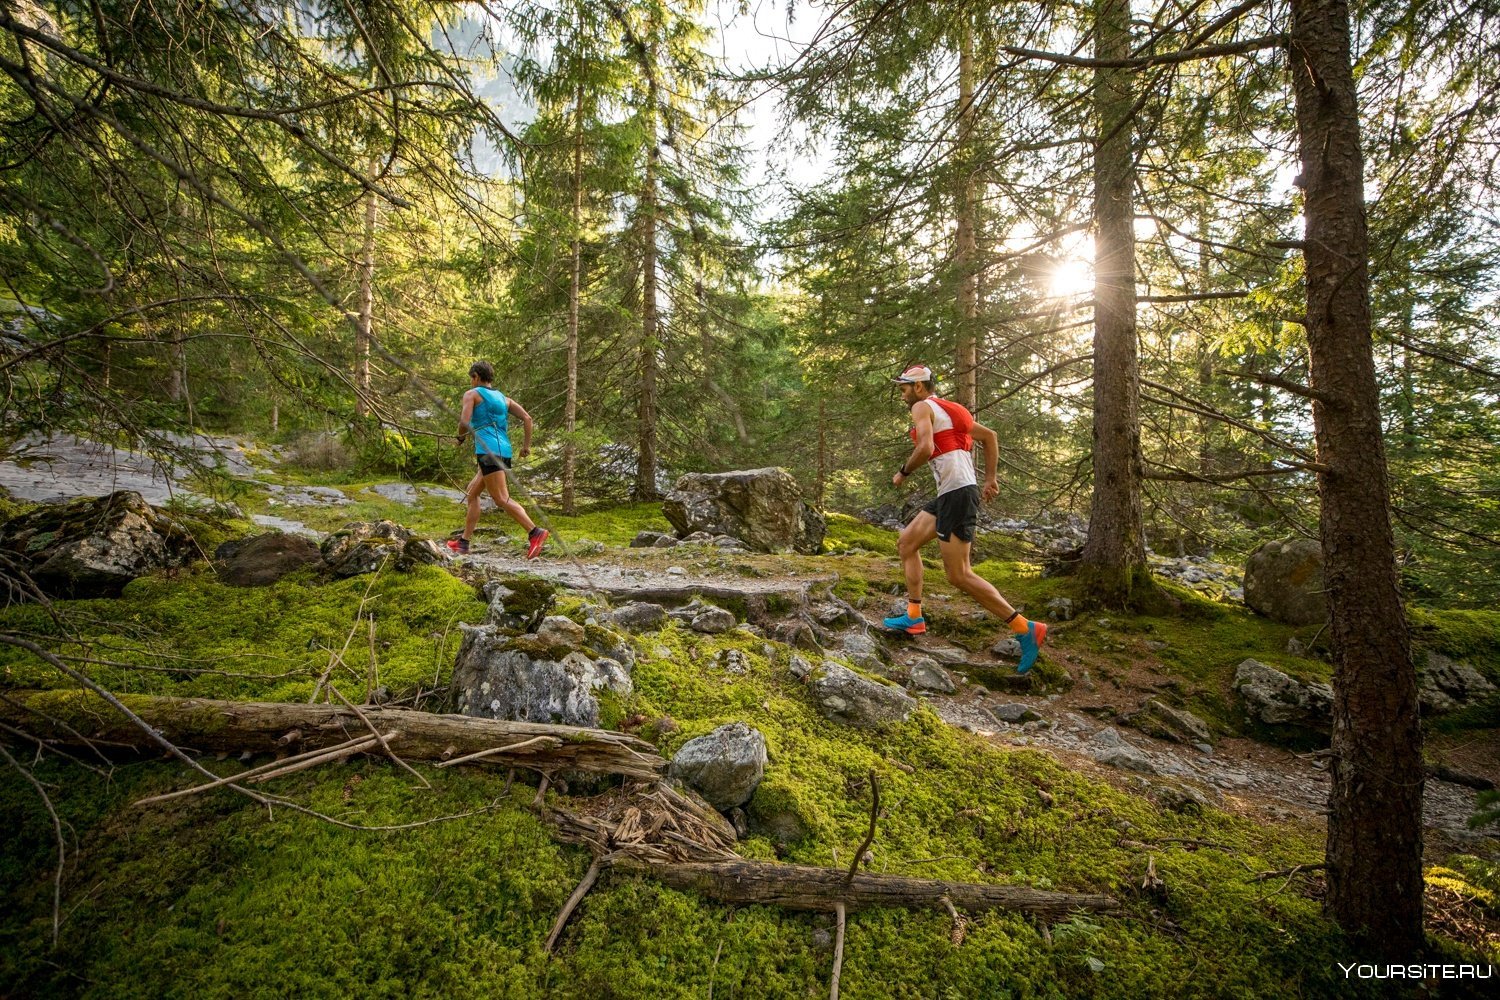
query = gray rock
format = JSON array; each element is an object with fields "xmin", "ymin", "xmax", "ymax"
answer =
[
  {"xmin": 421, "ymin": 486, "xmax": 467, "ymax": 503},
  {"xmin": 450, "ymin": 625, "xmax": 631, "ymax": 726},
  {"xmin": 1090, "ymin": 726, "xmax": 1125, "ymax": 747},
  {"xmin": 715, "ymin": 649, "xmax": 751, "ymax": 674},
  {"xmin": 908, "ymin": 658, "xmax": 956, "ymax": 694},
  {"xmin": 608, "ymin": 602, "xmax": 668, "ymax": 632},
  {"xmin": 320, "ymin": 520, "xmax": 447, "ymax": 577},
  {"xmin": 214, "ymin": 531, "xmax": 321, "ymax": 587},
  {"xmin": 371, "ymin": 483, "xmax": 421, "ymax": 506},
  {"xmin": 1419, "ymin": 651, "xmax": 1497, "ymax": 714},
  {"xmin": 275, "ymin": 484, "xmax": 349, "ymax": 507},
  {"xmin": 1093, "ymin": 745, "xmax": 1159, "ymax": 774},
  {"xmin": 1233, "ymin": 658, "xmax": 1332, "ymax": 725},
  {"xmin": 1122, "ymin": 698, "xmax": 1213, "ymax": 745},
  {"xmin": 661, "ymin": 467, "xmax": 825, "ymax": 554},
  {"xmin": 992, "ymin": 702, "xmax": 1042, "ymax": 723},
  {"xmin": 668, "ymin": 722, "xmax": 767, "ymax": 810},
  {"xmin": 689, "ymin": 606, "xmax": 737, "ymax": 634},
  {"xmin": 0, "ymin": 490, "xmax": 198, "ymax": 597},
  {"xmin": 630, "ymin": 530, "xmax": 676, "ymax": 548},
  {"xmin": 1045, "ymin": 597, "xmax": 1075, "ymax": 621},
  {"xmin": 484, "ymin": 580, "xmax": 558, "ymax": 631},
  {"xmin": 773, "ymin": 618, "xmax": 823, "ymax": 651},
  {"xmin": 788, "ymin": 654, "xmax": 815, "ymax": 680},
  {"xmin": 1285, "ymin": 637, "xmax": 1306, "ymax": 656},
  {"xmin": 991, "ymin": 635, "xmax": 1022, "ymax": 658},
  {"xmin": 840, "ymin": 631, "xmax": 887, "ymax": 672},
  {"xmin": 809, "ymin": 661, "xmax": 916, "ymax": 728},
  {"xmin": 536, "ymin": 615, "xmax": 587, "ymax": 648},
  {"xmin": 1243, "ymin": 537, "xmax": 1327, "ymax": 626}
]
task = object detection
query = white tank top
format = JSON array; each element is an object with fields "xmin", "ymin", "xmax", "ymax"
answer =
[{"xmin": 922, "ymin": 398, "xmax": 977, "ymax": 496}]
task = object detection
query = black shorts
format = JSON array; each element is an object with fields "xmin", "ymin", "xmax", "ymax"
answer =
[
  {"xmin": 922, "ymin": 485, "xmax": 981, "ymax": 543},
  {"xmin": 476, "ymin": 454, "xmax": 513, "ymax": 475}
]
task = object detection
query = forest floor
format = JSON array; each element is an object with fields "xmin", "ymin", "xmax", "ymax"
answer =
[
  {"xmin": 3, "ymin": 432, "xmax": 1498, "ymax": 998},
  {"xmin": 4, "ymin": 428, "xmax": 1494, "ymax": 851}
]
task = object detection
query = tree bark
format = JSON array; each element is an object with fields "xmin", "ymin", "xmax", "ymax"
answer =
[
  {"xmin": 635, "ymin": 52, "xmax": 662, "ymax": 501},
  {"xmin": 1, "ymin": 691, "xmax": 666, "ymax": 781},
  {"xmin": 608, "ymin": 858, "xmax": 1120, "ymax": 919},
  {"xmin": 953, "ymin": 21, "xmax": 979, "ymax": 412},
  {"xmin": 564, "ymin": 75, "xmax": 585, "ymax": 517},
  {"xmin": 1079, "ymin": 0, "xmax": 1151, "ymax": 605},
  {"xmin": 1289, "ymin": 0, "xmax": 1424, "ymax": 958},
  {"xmin": 354, "ymin": 161, "xmax": 378, "ymax": 418}
]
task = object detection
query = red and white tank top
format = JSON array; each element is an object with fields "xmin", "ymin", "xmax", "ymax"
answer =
[{"xmin": 911, "ymin": 397, "xmax": 976, "ymax": 496}]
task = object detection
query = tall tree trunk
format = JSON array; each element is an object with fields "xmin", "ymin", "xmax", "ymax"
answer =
[
  {"xmin": 354, "ymin": 163, "xmax": 378, "ymax": 418},
  {"xmin": 636, "ymin": 79, "xmax": 661, "ymax": 501},
  {"xmin": 563, "ymin": 78, "xmax": 584, "ymax": 517},
  {"xmin": 953, "ymin": 21, "xmax": 979, "ymax": 411},
  {"xmin": 1290, "ymin": 0, "xmax": 1423, "ymax": 958},
  {"xmin": 1079, "ymin": 0, "xmax": 1150, "ymax": 605}
]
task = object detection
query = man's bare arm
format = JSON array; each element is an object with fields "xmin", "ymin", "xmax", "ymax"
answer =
[
  {"xmin": 972, "ymin": 422, "xmax": 1000, "ymax": 501},
  {"xmin": 894, "ymin": 403, "xmax": 934, "ymax": 486}
]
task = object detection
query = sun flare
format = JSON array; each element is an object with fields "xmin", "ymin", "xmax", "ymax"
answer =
[{"xmin": 1047, "ymin": 258, "xmax": 1094, "ymax": 299}]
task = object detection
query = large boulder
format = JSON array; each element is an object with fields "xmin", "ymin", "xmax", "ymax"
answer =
[
  {"xmin": 214, "ymin": 531, "xmax": 321, "ymax": 587},
  {"xmin": 1233, "ymin": 658, "xmax": 1332, "ymax": 726},
  {"xmin": 808, "ymin": 661, "xmax": 916, "ymax": 728},
  {"xmin": 450, "ymin": 624, "xmax": 631, "ymax": 727},
  {"xmin": 1419, "ymin": 651, "xmax": 1496, "ymax": 715},
  {"xmin": 669, "ymin": 722, "xmax": 768, "ymax": 810},
  {"xmin": 320, "ymin": 520, "xmax": 447, "ymax": 577},
  {"xmin": 0, "ymin": 490, "xmax": 197, "ymax": 597},
  {"xmin": 1121, "ymin": 698, "xmax": 1213, "ymax": 746},
  {"xmin": 1243, "ymin": 537, "xmax": 1327, "ymax": 625},
  {"xmin": 662, "ymin": 468, "xmax": 824, "ymax": 554}
]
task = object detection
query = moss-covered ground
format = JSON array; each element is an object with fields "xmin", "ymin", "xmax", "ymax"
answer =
[{"xmin": 1, "ymin": 499, "xmax": 1497, "ymax": 997}]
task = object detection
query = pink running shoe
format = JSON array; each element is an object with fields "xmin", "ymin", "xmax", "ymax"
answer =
[{"xmin": 526, "ymin": 528, "xmax": 549, "ymax": 559}]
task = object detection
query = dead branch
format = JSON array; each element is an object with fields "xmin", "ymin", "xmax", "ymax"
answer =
[
  {"xmin": 830, "ymin": 901, "xmax": 847, "ymax": 1000},
  {"xmin": 545, "ymin": 859, "xmax": 603, "ymax": 954},
  {"xmin": 606, "ymin": 858, "xmax": 1121, "ymax": 918},
  {"xmin": 847, "ymin": 769, "xmax": 880, "ymax": 884},
  {"xmin": 0, "ymin": 742, "xmax": 64, "ymax": 946},
  {"xmin": 0, "ymin": 690, "xmax": 666, "ymax": 781}
]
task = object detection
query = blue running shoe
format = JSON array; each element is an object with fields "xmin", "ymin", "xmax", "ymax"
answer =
[
  {"xmin": 1016, "ymin": 620, "xmax": 1048, "ymax": 674},
  {"xmin": 882, "ymin": 612, "xmax": 927, "ymax": 635}
]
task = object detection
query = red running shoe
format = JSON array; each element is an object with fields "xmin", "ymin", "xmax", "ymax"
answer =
[
  {"xmin": 526, "ymin": 528, "xmax": 549, "ymax": 559},
  {"xmin": 445, "ymin": 537, "xmax": 470, "ymax": 555}
]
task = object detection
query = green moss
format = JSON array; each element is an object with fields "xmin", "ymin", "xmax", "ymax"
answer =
[
  {"xmin": 1410, "ymin": 608, "xmax": 1500, "ymax": 680},
  {"xmin": 0, "ymin": 564, "xmax": 485, "ymax": 702},
  {"xmin": 822, "ymin": 513, "xmax": 898, "ymax": 556}
]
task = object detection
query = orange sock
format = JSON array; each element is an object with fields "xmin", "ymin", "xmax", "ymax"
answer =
[
  {"xmin": 907, "ymin": 600, "xmax": 922, "ymax": 619},
  {"xmin": 1008, "ymin": 613, "xmax": 1030, "ymax": 634}
]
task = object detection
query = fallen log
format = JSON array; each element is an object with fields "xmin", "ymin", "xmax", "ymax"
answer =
[
  {"xmin": 0, "ymin": 690, "xmax": 665, "ymax": 780},
  {"xmin": 608, "ymin": 857, "xmax": 1121, "ymax": 919}
]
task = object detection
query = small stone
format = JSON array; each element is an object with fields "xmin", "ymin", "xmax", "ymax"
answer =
[{"xmin": 991, "ymin": 702, "xmax": 1042, "ymax": 724}]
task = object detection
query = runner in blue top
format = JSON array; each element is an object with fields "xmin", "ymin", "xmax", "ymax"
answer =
[{"xmin": 447, "ymin": 361, "xmax": 548, "ymax": 558}]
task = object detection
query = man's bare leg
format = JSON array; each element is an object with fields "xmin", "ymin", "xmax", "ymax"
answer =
[
  {"xmin": 896, "ymin": 512, "xmax": 939, "ymax": 603},
  {"xmin": 937, "ymin": 534, "xmax": 1047, "ymax": 672},
  {"xmin": 936, "ymin": 535, "xmax": 1017, "ymax": 618}
]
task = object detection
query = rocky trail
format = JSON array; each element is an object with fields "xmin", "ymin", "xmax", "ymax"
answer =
[{"xmin": 3, "ymin": 432, "xmax": 1495, "ymax": 852}]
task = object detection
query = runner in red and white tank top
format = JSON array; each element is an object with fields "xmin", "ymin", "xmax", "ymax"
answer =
[
  {"xmin": 916, "ymin": 395, "xmax": 978, "ymax": 497},
  {"xmin": 883, "ymin": 364, "xmax": 1048, "ymax": 674}
]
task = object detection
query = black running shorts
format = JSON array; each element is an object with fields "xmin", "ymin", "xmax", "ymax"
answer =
[
  {"xmin": 922, "ymin": 484, "xmax": 981, "ymax": 543},
  {"xmin": 477, "ymin": 453, "xmax": 513, "ymax": 475}
]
